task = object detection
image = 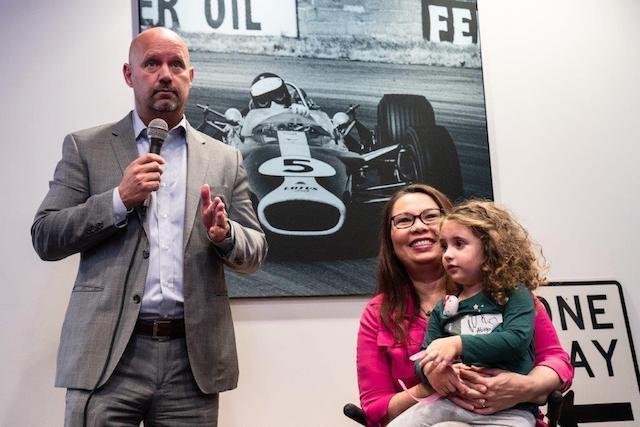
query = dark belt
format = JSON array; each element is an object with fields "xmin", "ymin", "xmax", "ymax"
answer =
[{"xmin": 134, "ymin": 318, "xmax": 185, "ymax": 340}]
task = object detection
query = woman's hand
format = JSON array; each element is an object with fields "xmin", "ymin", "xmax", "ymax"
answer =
[
  {"xmin": 449, "ymin": 366, "xmax": 520, "ymax": 413},
  {"xmin": 449, "ymin": 365, "xmax": 560, "ymax": 414}
]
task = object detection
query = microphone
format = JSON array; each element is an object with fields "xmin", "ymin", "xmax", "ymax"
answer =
[
  {"xmin": 142, "ymin": 118, "xmax": 169, "ymax": 213},
  {"xmin": 148, "ymin": 118, "xmax": 169, "ymax": 155}
]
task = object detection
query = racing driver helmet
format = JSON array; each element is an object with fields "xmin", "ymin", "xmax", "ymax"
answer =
[{"xmin": 250, "ymin": 72, "xmax": 292, "ymax": 108}]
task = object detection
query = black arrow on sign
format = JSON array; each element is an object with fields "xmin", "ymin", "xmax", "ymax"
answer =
[{"xmin": 558, "ymin": 390, "xmax": 634, "ymax": 425}]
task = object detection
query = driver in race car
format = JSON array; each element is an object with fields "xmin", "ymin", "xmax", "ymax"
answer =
[
  {"xmin": 240, "ymin": 72, "xmax": 313, "ymax": 135},
  {"xmin": 250, "ymin": 72, "xmax": 310, "ymax": 116}
]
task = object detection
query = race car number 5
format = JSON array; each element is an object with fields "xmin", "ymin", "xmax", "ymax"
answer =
[
  {"xmin": 259, "ymin": 156, "xmax": 336, "ymax": 177},
  {"xmin": 283, "ymin": 158, "xmax": 314, "ymax": 173}
]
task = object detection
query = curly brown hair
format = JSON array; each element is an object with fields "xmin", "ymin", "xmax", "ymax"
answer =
[
  {"xmin": 377, "ymin": 184, "xmax": 455, "ymax": 343},
  {"xmin": 442, "ymin": 200, "xmax": 547, "ymax": 305}
]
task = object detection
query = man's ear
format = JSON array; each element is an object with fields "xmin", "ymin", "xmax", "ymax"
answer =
[
  {"xmin": 188, "ymin": 66, "xmax": 195, "ymax": 87},
  {"xmin": 123, "ymin": 63, "xmax": 133, "ymax": 87}
]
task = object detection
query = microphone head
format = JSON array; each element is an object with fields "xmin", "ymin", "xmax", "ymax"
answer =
[{"xmin": 148, "ymin": 118, "xmax": 169, "ymax": 142}]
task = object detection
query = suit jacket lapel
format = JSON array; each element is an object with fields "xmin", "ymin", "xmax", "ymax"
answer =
[
  {"xmin": 184, "ymin": 123, "xmax": 211, "ymax": 251},
  {"xmin": 109, "ymin": 112, "xmax": 150, "ymax": 237},
  {"xmin": 109, "ymin": 112, "xmax": 138, "ymax": 173}
]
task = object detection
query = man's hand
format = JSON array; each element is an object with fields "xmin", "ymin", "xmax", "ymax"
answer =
[
  {"xmin": 201, "ymin": 184, "xmax": 230, "ymax": 242},
  {"xmin": 289, "ymin": 103, "xmax": 310, "ymax": 117},
  {"xmin": 118, "ymin": 153, "xmax": 164, "ymax": 209}
]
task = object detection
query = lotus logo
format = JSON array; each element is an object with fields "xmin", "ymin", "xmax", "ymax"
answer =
[{"xmin": 284, "ymin": 181, "xmax": 318, "ymax": 192}]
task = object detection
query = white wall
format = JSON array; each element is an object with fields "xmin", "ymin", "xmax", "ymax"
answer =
[
  {"xmin": 478, "ymin": 1, "xmax": 640, "ymax": 334},
  {"xmin": 1, "ymin": 1, "xmax": 638, "ymax": 426}
]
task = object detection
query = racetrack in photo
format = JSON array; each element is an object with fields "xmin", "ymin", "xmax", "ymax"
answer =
[{"xmin": 186, "ymin": 52, "xmax": 491, "ymax": 297}]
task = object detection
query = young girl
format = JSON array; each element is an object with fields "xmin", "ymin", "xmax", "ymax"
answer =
[{"xmin": 388, "ymin": 200, "xmax": 547, "ymax": 427}]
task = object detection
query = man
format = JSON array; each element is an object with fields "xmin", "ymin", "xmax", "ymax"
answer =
[
  {"xmin": 31, "ymin": 27, "xmax": 267, "ymax": 426},
  {"xmin": 241, "ymin": 72, "xmax": 316, "ymax": 136},
  {"xmin": 249, "ymin": 72, "xmax": 296, "ymax": 109}
]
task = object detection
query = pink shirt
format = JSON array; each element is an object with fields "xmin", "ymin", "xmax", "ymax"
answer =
[{"xmin": 356, "ymin": 294, "xmax": 573, "ymax": 427}]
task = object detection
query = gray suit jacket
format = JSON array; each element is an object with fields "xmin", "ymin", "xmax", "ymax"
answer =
[{"xmin": 31, "ymin": 113, "xmax": 267, "ymax": 393}]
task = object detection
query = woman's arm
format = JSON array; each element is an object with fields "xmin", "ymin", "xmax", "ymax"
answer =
[
  {"xmin": 357, "ymin": 300, "xmax": 405, "ymax": 425},
  {"xmin": 357, "ymin": 299, "xmax": 433, "ymax": 425},
  {"xmin": 385, "ymin": 382, "xmax": 432, "ymax": 423},
  {"xmin": 531, "ymin": 298, "xmax": 573, "ymax": 390}
]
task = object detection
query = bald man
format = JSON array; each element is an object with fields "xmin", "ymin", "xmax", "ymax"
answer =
[{"xmin": 32, "ymin": 28, "xmax": 267, "ymax": 426}]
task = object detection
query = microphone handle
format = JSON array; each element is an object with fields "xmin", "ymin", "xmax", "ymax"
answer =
[
  {"xmin": 144, "ymin": 138, "xmax": 163, "ymax": 210},
  {"xmin": 149, "ymin": 138, "xmax": 163, "ymax": 155}
]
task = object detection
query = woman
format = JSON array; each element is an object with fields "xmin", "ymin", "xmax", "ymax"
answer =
[{"xmin": 356, "ymin": 185, "xmax": 572, "ymax": 426}]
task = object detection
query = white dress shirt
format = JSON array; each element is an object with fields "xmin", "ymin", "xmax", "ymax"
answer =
[
  {"xmin": 112, "ymin": 112, "xmax": 235, "ymax": 320},
  {"xmin": 131, "ymin": 112, "xmax": 187, "ymax": 319},
  {"xmin": 113, "ymin": 111, "xmax": 187, "ymax": 319}
]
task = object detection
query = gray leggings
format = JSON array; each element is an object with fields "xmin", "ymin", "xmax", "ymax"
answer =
[{"xmin": 387, "ymin": 398, "xmax": 535, "ymax": 427}]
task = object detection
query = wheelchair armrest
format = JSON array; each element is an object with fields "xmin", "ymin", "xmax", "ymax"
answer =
[
  {"xmin": 343, "ymin": 403, "xmax": 367, "ymax": 425},
  {"xmin": 545, "ymin": 389, "xmax": 564, "ymax": 427}
]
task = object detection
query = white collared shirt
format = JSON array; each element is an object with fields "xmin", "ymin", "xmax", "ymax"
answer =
[
  {"xmin": 116, "ymin": 112, "xmax": 188, "ymax": 320},
  {"xmin": 112, "ymin": 112, "xmax": 235, "ymax": 319}
]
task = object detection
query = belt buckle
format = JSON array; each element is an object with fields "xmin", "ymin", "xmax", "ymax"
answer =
[{"xmin": 152, "ymin": 320, "xmax": 172, "ymax": 340}]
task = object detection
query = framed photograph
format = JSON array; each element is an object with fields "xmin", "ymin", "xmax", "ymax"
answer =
[{"xmin": 136, "ymin": 0, "xmax": 492, "ymax": 297}]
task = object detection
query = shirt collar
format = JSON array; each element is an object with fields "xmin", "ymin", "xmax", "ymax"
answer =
[{"xmin": 132, "ymin": 110, "xmax": 187, "ymax": 141}]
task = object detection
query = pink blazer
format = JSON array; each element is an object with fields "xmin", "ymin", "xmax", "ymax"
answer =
[{"xmin": 356, "ymin": 294, "xmax": 573, "ymax": 427}]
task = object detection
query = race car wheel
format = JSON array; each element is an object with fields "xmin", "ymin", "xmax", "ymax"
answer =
[
  {"xmin": 377, "ymin": 94, "xmax": 435, "ymax": 146},
  {"xmin": 403, "ymin": 126, "xmax": 464, "ymax": 202},
  {"xmin": 396, "ymin": 136, "xmax": 425, "ymax": 185}
]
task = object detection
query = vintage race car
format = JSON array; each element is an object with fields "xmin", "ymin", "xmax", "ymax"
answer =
[{"xmin": 196, "ymin": 81, "xmax": 463, "ymax": 240}]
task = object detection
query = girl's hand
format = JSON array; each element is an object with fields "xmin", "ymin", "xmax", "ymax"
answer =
[
  {"xmin": 419, "ymin": 336, "xmax": 463, "ymax": 368},
  {"xmin": 424, "ymin": 362, "xmax": 460, "ymax": 395}
]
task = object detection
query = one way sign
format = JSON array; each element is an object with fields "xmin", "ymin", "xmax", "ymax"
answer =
[{"xmin": 537, "ymin": 281, "xmax": 639, "ymax": 426}]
